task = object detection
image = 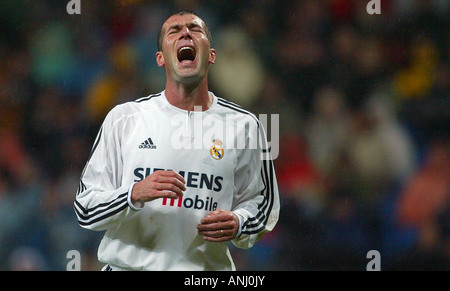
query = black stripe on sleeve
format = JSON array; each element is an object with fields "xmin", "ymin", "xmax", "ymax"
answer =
[
  {"xmin": 88, "ymin": 126, "xmax": 103, "ymax": 162},
  {"xmin": 241, "ymin": 159, "xmax": 275, "ymax": 235},
  {"xmin": 74, "ymin": 192, "xmax": 128, "ymax": 226}
]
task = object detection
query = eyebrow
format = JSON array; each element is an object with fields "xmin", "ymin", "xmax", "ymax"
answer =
[{"xmin": 166, "ymin": 22, "xmax": 204, "ymax": 33}]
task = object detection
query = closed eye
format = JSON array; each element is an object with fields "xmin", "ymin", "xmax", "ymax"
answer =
[
  {"xmin": 188, "ymin": 24, "xmax": 204, "ymax": 33},
  {"xmin": 167, "ymin": 25, "xmax": 182, "ymax": 35},
  {"xmin": 166, "ymin": 23, "xmax": 205, "ymax": 36}
]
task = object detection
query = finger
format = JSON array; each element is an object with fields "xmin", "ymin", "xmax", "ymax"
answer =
[
  {"xmin": 158, "ymin": 170, "xmax": 186, "ymax": 185},
  {"xmin": 198, "ymin": 229, "xmax": 234, "ymax": 238},
  {"xmin": 152, "ymin": 190, "xmax": 181, "ymax": 200},
  {"xmin": 200, "ymin": 230, "xmax": 235, "ymax": 243},
  {"xmin": 201, "ymin": 210, "xmax": 234, "ymax": 224},
  {"xmin": 155, "ymin": 183, "xmax": 184, "ymax": 197},
  {"xmin": 170, "ymin": 176, "xmax": 186, "ymax": 191},
  {"xmin": 152, "ymin": 171, "xmax": 186, "ymax": 189},
  {"xmin": 198, "ymin": 229, "xmax": 234, "ymax": 239},
  {"xmin": 197, "ymin": 220, "xmax": 235, "ymax": 231},
  {"xmin": 154, "ymin": 176, "xmax": 186, "ymax": 192}
]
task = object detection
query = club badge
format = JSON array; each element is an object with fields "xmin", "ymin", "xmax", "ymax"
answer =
[{"xmin": 210, "ymin": 138, "xmax": 224, "ymax": 160}]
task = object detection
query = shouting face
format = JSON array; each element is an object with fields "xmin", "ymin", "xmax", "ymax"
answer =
[{"xmin": 156, "ymin": 13, "xmax": 216, "ymax": 85}]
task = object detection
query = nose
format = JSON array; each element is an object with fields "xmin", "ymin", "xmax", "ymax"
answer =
[{"xmin": 179, "ymin": 26, "xmax": 192, "ymax": 39}]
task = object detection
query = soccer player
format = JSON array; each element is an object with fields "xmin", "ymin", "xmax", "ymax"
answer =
[{"xmin": 74, "ymin": 11, "xmax": 280, "ymax": 271}]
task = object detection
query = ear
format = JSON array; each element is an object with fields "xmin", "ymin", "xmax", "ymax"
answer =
[
  {"xmin": 209, "ymin": 49, "xmax": 216, "ymax": 64},
  {"xmin": 156, "ymin": 51, "xmax": 165, "ymax": 67}
]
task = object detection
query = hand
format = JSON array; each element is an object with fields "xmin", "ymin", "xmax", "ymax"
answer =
[
  {"xmin": 131, "ymin": 170, "xmax": 186, "ymax": 204},
  {"xmin": 197, "ymin": 209, "xmax": 240, "ymax": 243}
]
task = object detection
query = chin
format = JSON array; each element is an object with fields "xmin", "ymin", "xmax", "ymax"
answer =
[{"xmin": 174, "ymin": 68, "xmax": 206, "ymax": 83}]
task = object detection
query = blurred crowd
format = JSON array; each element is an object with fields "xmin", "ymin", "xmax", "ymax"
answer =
[{"xmin": 0, "ymin": 0, "xmax": 448, "ymax": 270}]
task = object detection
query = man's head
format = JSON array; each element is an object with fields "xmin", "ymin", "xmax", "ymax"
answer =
[
  {"xmin": 157, "ymin": 11, "xmax": 213, "ymax": 52},
  {"xmin": 156, "ymin": 11, "xmax": 216, "ymax": 85}
]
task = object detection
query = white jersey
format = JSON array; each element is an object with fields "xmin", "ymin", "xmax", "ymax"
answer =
[{"xmin": 74, "ymin": 91, "xmax": 279, "ymax": 271}]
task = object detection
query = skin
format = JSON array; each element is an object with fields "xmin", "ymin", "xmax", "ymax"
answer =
[
  {"xmin": 156, "ymin": 13, "xmax": 216, "ymax": 111},
  {"xmin": 131, "ymin": 13, "xmax": 239, "ymax": 243}
]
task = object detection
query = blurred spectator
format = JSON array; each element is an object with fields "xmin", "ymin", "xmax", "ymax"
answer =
[
  {"xmin": 394, "ymin": 37, "xmax": 440, "ymax": 100},
  {"xmin": 393, "ymin": 140, "xmax": 450, "ymax": 270},
  {"xmin": 305, "ymin": 85, "xmax": 350, "ymax": 178},
  {"xmin": 396, "ymin": 141, "xmax": 449, "ymax": 244},
  {"xmin": 326, "ymin": 23, "xmax": 360, "ymax": 103},
  {"xmin": 364, "ymin": 94, "xmax": 417, "ymax": 182},
  {"xmin": 8, "ymin": 246, "xmax": 48, "ymax": 271},
  {"xmin": 399, "ymin": 58, "xmax": 449, "ymax": 147},
  {"xmin": 273, "ymin": 0, "xmax": 329, "ymax": 110},
  {"xmin": 250, "ymin": 74, "xmax": 305, "ymax": 136},
  {"xmin": 209, "ymin": 24, "xmax": 266, "ymax": 108},
  {"xmin": 0, "ymin": 130, "xmax": 45, "ymax": 270},
  {"xmin": 83, "ymin": 41, "xmax": 147, "ymax": 125},
  {"xmin": 28, "ymin": 21, "xmax": 76, "ymax": 88}
]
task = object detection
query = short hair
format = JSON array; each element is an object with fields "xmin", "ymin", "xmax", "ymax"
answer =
[{"xmin": 157, "ymin": 10, "xmax": 213, "ymax": 51}]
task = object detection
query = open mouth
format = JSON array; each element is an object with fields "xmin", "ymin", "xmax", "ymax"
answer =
[{"xmin": 177, "ymin": 46, "xmax": 196, "ymax": 63}]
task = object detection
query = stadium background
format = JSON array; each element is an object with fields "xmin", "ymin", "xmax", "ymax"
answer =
[{"xmin": 0, "ymin": 0, "xmax": 448, "ymax": 270}]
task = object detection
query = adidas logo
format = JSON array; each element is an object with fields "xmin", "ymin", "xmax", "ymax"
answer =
[{"xmin": 139, "ymin": 137, "xmax": 157, "ymax": 149}]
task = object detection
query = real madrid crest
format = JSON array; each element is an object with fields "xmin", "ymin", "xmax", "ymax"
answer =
[{"xmin": 210, "ymin": 138, "xmax": 224, "ymax": 160}]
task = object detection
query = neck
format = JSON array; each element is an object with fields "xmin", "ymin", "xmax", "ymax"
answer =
[{"xmin": 165, "ymin": 77, "xmax": 212, "ymax": 111}]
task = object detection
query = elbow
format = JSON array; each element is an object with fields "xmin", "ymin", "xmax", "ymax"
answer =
[
  {"xmin": 77, "ymin": 220, "xmax": 105, "ymax": 232},
  {"xmin": 73, "ymin": 203, "xmax": 106, "ymax": 232}
]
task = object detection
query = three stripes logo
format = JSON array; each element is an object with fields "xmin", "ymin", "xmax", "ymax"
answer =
[{"xmin": 139, "ymin": 137, "xmax": 157, "ymax": 149}]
